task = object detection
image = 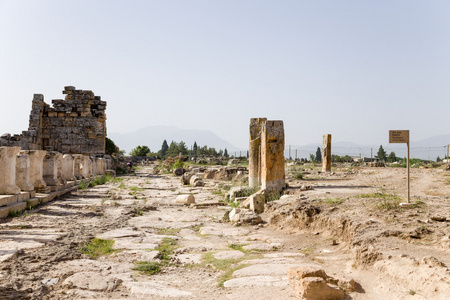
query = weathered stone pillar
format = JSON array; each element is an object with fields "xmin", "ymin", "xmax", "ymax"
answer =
[
  {"xmin": 81, "ymin": 156, "xmax": 90, "ymax": 178},
  {"xmin": 261, "ymin": 120, "xmax": 285, "ymax": 192},
  {"xmin": 43, "ymin": 151, "xmax": 63, "ymax": 187},
  {"xmin": 28, "ymin": 150, "xmax": 47, "ymax": 190},
  {"xmin": 249, "ymin": 118, "xmax": 267, "ymax": 189},
  {"xmin": 97, "ymin": 158, "xmax": 104, "ymax": 175},
  {"xmin": 322, "ymin": 134, "xmax": 332, "ymax": 172},
  {"xmin": 73, "ymin": 154, "xmax": 83, "ymax": 179},
  {"xmin": 15, "ymin": 151, "xmax": 34, "ymax": 192},
  {"xmin": 62, "ymin": 154, "xmax": 75, "ymax": 181},
  {"xmin": 0, "ymin": 147, "xmax": 21, "ymax": 195},
  {"xmin": 56, "ymin": 152, "xmax": 66, "ymax": 185}
]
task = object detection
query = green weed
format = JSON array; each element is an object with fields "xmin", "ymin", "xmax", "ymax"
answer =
[{"xmin": 80, "ymin": 238, "xmax": 117, "ymax": 259}]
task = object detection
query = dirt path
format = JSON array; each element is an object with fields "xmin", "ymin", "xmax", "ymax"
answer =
[{"xmin": 0, "ymin": 165, "xmax": 448, "ymax": 299}]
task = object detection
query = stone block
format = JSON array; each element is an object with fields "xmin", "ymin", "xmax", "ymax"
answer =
[{"xmin": 175, "ymin": 194, "xmax": 195, "ymax": 205}]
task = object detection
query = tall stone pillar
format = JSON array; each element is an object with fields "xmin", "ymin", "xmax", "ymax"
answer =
[
  {"xmin": 16, "ymin": 151, "xmax": 34, "ymax": 192},
  {"xmin": 43, "ymin": 151, "xmax": 63, "ymax": 187},
  {"xmin": 0, "ymin": 147, "xmax": 21, "ymax": 195},
  {"xmin": 249, "ymin": 118, "xmax": 267, "ymax": 189},
  {"xmin": 322, "ymin": 134, "xmax": 332, "ymax": 172},
  {"xmin": 261, "ymin": 120, "xmax": 285, "ymax": 192},
  {"xmin": 62, "ymin": 154, "xmax": 75, "ymax": 181},
  {"xmin": 28, "ymin": 150, "xmax": 47, "ymax": 190}
]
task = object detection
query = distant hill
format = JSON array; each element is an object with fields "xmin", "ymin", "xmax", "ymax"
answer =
[{"xmin": 108, "ymin": 126, "xmax": 241, "ymax": 155}]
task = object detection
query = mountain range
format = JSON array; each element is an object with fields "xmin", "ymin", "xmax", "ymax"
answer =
[{"xmin": 109, "ymin": 126, "xmax": 450, "ymax": 160}]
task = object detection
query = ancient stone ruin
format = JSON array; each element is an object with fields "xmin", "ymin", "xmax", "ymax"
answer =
[
  {"xmin": 322, "ymin": 134, "xmax": 331, "ymax": 172},
  {"xmin": 0, "ymin": 86, "xmax": 113, "ymax": 218},
  {"xmin": 0, "ymin": 86, "xmax": 107, "ymax": 154},
  {"xmin": 249, "ymin": 118, "xmax": 285, "ymax": 192}
]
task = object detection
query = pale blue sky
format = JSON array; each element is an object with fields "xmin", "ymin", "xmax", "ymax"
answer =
[{"xmin": 1, "ymin": 0, "xmax": 449, "ymax": 150}]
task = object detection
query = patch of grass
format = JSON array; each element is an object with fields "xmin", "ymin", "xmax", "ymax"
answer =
[
  {"xmin": 8, "ymin": 210, "xmax": 22, "ymax": 218},
  {"xmin": 79, "ymin": 181, "xmax": 88, "ymax": 189},
  {"xmin": 408, "ymin": 289, "xmax": 416, "ymax": 295},
  {"xmin": 229, "ymin": 243, "xmax": 245, "ymax": 252},
  {"xmin": 80, "ymin": 238, "xmax": 117, "ymax": 259},
  {"xmin": 265, "ymin": 191, "xmax": 282, "ymax": 203},
  {"xmin": 156, "ymin": 238, "xmax": 177, "ymax": 261},
  {"xmin": 294, "ymin": 171, "xmax": 304, "ymax": 180},
  {"xmin": 132, "ymin": 261, "xmax": 162, "ymax": 275},
  {"xmin": 111, "ymin": 177, "xmax": 124, "ymax": 183},
  {"xmin": 118, "ymin": 182, "xmax": 126, "ymax": 189},
  {"xmin": 357, "ymin": 192, "xmax": 402, "ymax": 209},
  {"xmin": 129, "ymin": 186, "xmax": 144, "ymax": 192},
  {"xmin": 156, "ymin": 228, "xmax": 181, "ymax": 235},
  {"xmin": 323, "ymin": 197, "xmax": 345, "ymax": 205}
]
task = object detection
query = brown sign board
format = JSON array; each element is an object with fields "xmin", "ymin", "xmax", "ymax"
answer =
[{"xmin": 389, "ymin": 130, "xmax": 409, "ymax": 143}]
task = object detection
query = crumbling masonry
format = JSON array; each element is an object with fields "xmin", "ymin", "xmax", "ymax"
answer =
[
  {"xmin": 0, "ymin": 86, "xmax": 112, "ymax": 219},
  {"xmin": 0, "ymin": 86, "xmax": 106, "ymax": 154}
]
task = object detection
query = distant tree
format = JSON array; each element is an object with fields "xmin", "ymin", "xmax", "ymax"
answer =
[
  {"xmin": 178, "ymin": 141, "xmax": 188, "ymax": 156},
  {"xmin": 376, "ymin": 145, "xmax": 387, "ymax": 162},
  {"xmin": 105, "ymin": 137, "xmax": 118, "ymax": 155},
  {"xmin": 315, "ymin": 147, "xmax": 322, "ymax": 162},
  {"xmin": 159, "ymin": 140, "xmax": 169, "ymax": 158},
  {"xmin": 224, "ymin": 148, "xmax": 228, "ymax": 157},
  {"xmin": 387, "ymin": 152, "xmax": 397, "ymax": 162},
  {"xmin": 309, "ymin": 153, "xmax": 315, "ymax": 162},
  {"xmin": 166, "ymin": 141, "xmax": 180, "ymax": 158},
  {"xmin": 218, "ymin": 149, "xmax": 223, "ymax": 156},
  {"xmin": 247, "ymin": 150, "xmax": 249, "ymax": 158},
  {"xmin": 130, "ymin": 145, "xmax": 150, "ymax": 157},
  {"xmin": 436, "ymin": 156, "xmax": 441, "ymax": 162},
  {"xmin": 193, "ymin": 141, "xmax": 198, "ymax": 156}
]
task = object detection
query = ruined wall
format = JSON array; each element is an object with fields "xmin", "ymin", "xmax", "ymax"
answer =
[{"xmin": 0, "ymin": 86, "xmax": 107, "ymax": 154}]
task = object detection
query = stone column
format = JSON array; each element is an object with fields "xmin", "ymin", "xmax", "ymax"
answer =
[
  {"xmin": 73, "ymin": 155, "xmax": 83, "ymax": 179},
  {"xmin": 0, "ymin": 147, "xmax": 21, "ymax": 195},
  {"xmin": 261, "ymin": 120, "xmax": 285, "ymax": 192},
  {"xmin": 81, "ymin": 156, "xmax": 90, "ymax": 178},
  {"xmin": 56, "ymin": 152, "xmax": 66, "ymax": 185},
  {"xmin": 97, "ymin": 158, "xmax": 104, "ymax": 175},
  {"xmin": 322, "ymin": 134, "xmax": 332, "ymax": 172},
  {"xmin": 28, "ymin": 150, "xmax": 47, "ymax": 190},
  {"xmin": 15, "ymin": 151, "xmax": 34, "ymax": 192},
  {"xmin": 43, "ymin": 151, "xmax": 62, "ymax": 187},
  {"xmin": 62, "ymin": 154, "xmax": 75, "ymax": 181},
  {"xmin": 249, "ymin": 118, "xmax": 267, "ymax": 189}
]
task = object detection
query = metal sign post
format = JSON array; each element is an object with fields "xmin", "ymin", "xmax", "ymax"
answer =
[{"xmin": 389, "ymin": 130, "xmax": 410, "ymax": 204}]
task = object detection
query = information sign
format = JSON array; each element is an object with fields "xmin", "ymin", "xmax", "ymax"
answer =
[{"xmin": 389, "ymin": 130, "xmax": 409, "ymax": 144}]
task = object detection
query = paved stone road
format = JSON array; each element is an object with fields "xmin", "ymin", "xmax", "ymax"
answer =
[{"xmin": 0, "ymin": 166, "xmax": 355, "ymax": 299}]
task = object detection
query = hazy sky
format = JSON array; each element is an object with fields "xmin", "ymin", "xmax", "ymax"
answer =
[{"xmin": 1, "ymin": 0, "xmax": 449, "ymax": 149}]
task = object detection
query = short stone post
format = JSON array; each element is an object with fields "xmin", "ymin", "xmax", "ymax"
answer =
[
  {"xmin": 322, "ymin": 134, "xmax": 332, "ymax": 172},
  {"xmin": 15, "ymin": 151, "xmax": 34, "ymax": 192},
  {"xmin": 0, "ymin": 147, "xmax": 21, "ymax": 195},
  {"xmin": 249, "ymin": 118, "xmax": 267, "ymax": 189},
  {"xmin": 73, "ymin": 155, "xmax": 83, "ymax": 179},
  {"xmin": 28, "ymin": 150, "xmax": 47, "ymax": 190},
  {"xmin": 81, "ymin": 156, "xmax": 90, "ymax": 178},
  {"xmin": 55, "ymin": 152, "xmax": 66, "ymax": 185},
  {"xmin": 97, "ymin": 158, "xmax": 104, "ymax": 175},
  {"xmin": 62, "ymin": 154, "xmax": 75, "ymax": 181},
  {"xmin": 261, "ymin": 120, "xmax": 285, "ymax": 192},
  {"xmin": 43, "ymin": 151, "xmax": 62, "ymax": 187}
]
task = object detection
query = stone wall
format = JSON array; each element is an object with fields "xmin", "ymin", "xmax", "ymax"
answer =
[{"xmin": 0, "ymin": 86, "xmax": 107, "ymax": 155}]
